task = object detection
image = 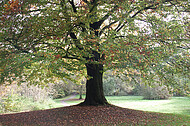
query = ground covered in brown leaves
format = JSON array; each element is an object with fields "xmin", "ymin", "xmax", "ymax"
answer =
[{"xmin": 0, "ymin": 105, "xmax": 188, "ymax": 126}]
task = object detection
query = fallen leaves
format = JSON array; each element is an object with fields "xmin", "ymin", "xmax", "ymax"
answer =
[{"xmin": 0, "ymin": 105, "xmax": 189, "ymax": 126}]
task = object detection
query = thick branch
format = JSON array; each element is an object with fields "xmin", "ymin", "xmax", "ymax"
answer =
[
  {"xmin": 90, "ymin": 5, "xmax": 118, "ymax": 30},
  {"xmin": 69, "ymin": 32, "xmax": 83, "ymax": 50}
]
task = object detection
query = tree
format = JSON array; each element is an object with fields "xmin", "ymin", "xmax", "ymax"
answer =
[{"xmin": 0, "ymin": 0, "xmax": 189, "ymax": 105}]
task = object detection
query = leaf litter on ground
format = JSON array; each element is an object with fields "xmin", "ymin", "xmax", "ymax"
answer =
[{"xmin": 0, "ymin": 104, "xmax": 189, "ymax": 126}]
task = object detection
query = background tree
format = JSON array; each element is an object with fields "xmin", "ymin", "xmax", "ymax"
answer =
[
  {"xmin": 0, "ymin": 0, "xmax": 189, "ymax": 105},
  {"xmin": 103, "ymin": 70, "xmax": 135, "ymax": 96}
]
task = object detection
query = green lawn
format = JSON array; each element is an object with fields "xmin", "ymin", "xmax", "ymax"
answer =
[
  {"xmin": 107, "ymin": 96, "xmax": 190, "ymax": 116},
  {"xmin": 55, "ymin": 95, "xmax": 190, "ymax": 116}
]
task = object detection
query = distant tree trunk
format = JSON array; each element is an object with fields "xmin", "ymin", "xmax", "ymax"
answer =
[
  {"xmin": 79, "ymin": 85, "xmax": 83, "ymax": 99},
  {"xmin": 79, "ymin": 63, "xmax": 108, "ymax": 106}
]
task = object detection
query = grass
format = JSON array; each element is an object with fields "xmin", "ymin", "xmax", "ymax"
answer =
[
  {"xmin": 55, "ymin": 95, "xmax": 190, "ymax": 116},
  {"xmin": 107, "ymin": 96, "xmax": 190, "ymax": 116},
  {"xmin": 120, "ymin": 113, "xmax": 190, "ymax": 126}
]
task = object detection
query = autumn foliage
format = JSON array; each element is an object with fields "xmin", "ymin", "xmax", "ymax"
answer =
[{"xmin": 3, "ymin": 0, "xmax": 21, "ymax": 16}]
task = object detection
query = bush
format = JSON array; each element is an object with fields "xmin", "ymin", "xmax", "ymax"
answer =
[
  {"xmin": 0, "ymin": 84, "xmax": 55, "ymax": 114},
  {"xmin": 49, "ymin": 79, "xmax": 85, "ymax": 99},
  {"xmin": 17, "ymin": 84, "xmax": 51, "ymax": 102},
  {"xmin": 140, "ymin": 84, "xmax": 171, "ymax": 100},
  {"xmin": 0, "ymin": 93, "xmax": 22, "ymax": 113},
  {"xmin": 49, "ymin": 80, "xmax": 74, "ymax": 99},
  {"xmin": 132, "ymin": 84, "xmax": 142, "ymax": 96},
  {"xmin": 103, "ymin": 71, "xmax": 134, "ymax": 96},
  {"xmin": 103, "ymin": 75, "xmax": 116, "ymax": 96}
]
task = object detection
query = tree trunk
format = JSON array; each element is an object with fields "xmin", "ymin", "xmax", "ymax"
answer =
[
  {"xmin": 79, "ymin": 85, "xmax": 83, "ymax": 99},
  {"xmin": 79, "ymin": 63, "xmax": 108, "ymax": 106}
]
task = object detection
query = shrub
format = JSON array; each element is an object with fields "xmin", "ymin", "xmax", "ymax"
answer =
[
  {"xmin": 17, "ymin": 84, "xmax": 51, "ymax": 102},
  {"xmin": 0, "ymin": 93, "xmax": 22, "ymax": 113},
  {"xmin": 49, "ymin": 80, "xmax": 81, "ymax": 99},
  {"xmin": 0, "ymin": 84, "xmax": 55, "ymax": 114},
  {"xmin": 49, "ymin": 80, "xmax": 73, "ymax": 99},
  {"xmin": 103, "ymin": 75, "xmax": 116, "ymax": 96},
  {"xmin": 140, "ymin": 84, "xmax": 171, "ymax": 100},
  {"xmin": 103, "ymin": 71, "xmax": 134, "ymax": 96}
]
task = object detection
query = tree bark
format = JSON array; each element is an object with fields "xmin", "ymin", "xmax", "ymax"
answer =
[{"xmin": 79, "ymin": 63, "xmax": 108, "ymax": 106}]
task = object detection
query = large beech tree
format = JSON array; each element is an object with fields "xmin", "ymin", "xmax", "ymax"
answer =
[{"xmin": 0, "ymin": 0, "xmax": 189, "ymax": 105}]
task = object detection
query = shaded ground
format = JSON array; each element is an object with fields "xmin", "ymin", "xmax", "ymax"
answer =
[{"xmin": 0, "ymin": 105, "xmax": 189, "ymax": 126}]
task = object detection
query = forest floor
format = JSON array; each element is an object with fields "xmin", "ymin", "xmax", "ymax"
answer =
[{"xmin": 0, "ymin": 104, "xmax": 190, "ymax": 126}]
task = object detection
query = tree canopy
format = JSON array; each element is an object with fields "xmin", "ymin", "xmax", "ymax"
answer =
[{"xmin": 0, "ymin": 0, "xmax": 189, "ymax": 104}]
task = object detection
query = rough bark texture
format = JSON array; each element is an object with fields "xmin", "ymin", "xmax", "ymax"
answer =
[{"xmin": 79, "ymin": 63, "xmax": 108, "ymax": 106}]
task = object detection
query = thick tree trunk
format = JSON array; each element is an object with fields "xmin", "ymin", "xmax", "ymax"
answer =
[{"xmin": 79, "ymin": 63, "xmax": 108, "ymax": 106}]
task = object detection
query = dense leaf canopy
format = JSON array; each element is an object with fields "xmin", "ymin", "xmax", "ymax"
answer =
[{"xmin": 0, "ymin": 0, "xmax": 189, "ymax": 91}]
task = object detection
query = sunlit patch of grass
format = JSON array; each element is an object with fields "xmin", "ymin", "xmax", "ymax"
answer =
[{"xmin": 106, "ymin": 96, "xmax": 190, "ymax": 116}]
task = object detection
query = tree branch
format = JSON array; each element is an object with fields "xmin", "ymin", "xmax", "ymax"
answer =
[
  {"xmin": 99, "ymin": 21, "xmax": 118, "ymax": 36},
  {"xmin": 90, "ymin": 5, "xmax": 118, "ymax": 30},
  {"xmin": 70, "ymin": 32, "xmax": 83, "ymax": 50},
  {"xmin": 5, "ymin": 38, "xmax": 30, "ymax": 54},
  {"xmin": 116, "ymin": 0, "xmax": 174, "ymax": 32},
  {"xmin": 82, "ymin": 0, "xmax": 89, "ymax": 4},
  {"xmin": 68, "ymin": 0, "xmax": 77, "ymax": 13}
]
